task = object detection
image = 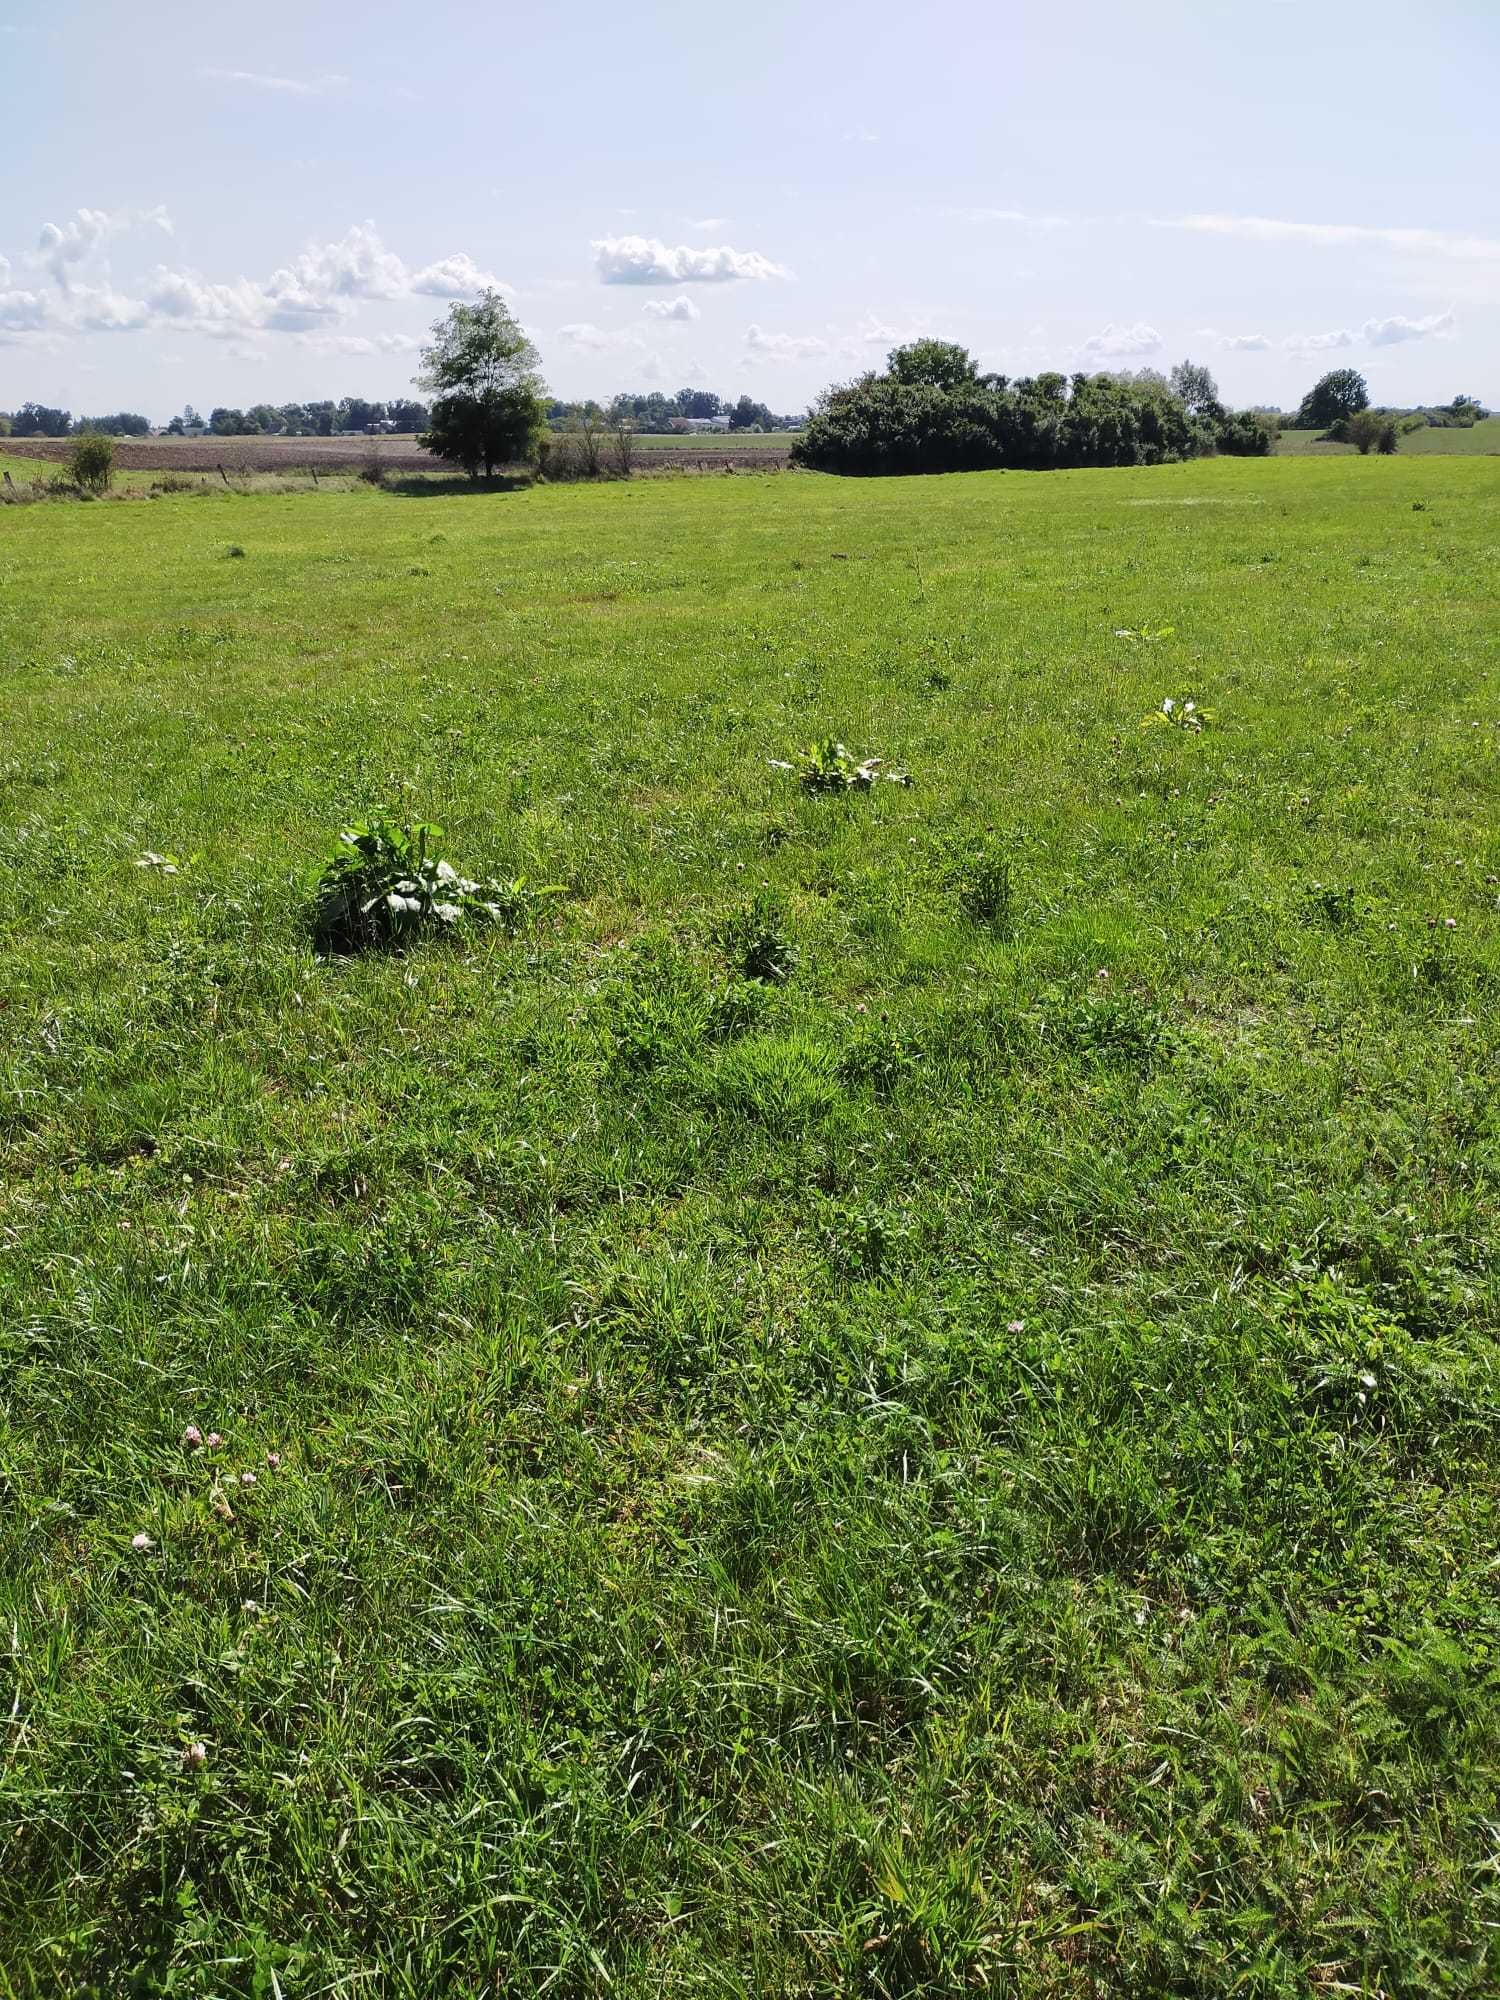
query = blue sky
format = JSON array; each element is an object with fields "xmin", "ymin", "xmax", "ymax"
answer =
[{"xmin": 2, "ymin": 0, "xmax": 1495, "ymax": 419}]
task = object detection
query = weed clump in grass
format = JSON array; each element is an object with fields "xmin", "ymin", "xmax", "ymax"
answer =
[
  {"xmin": 607, "ymin": 939, "xmax": 771, "ymax": 1074},
  {"xmin": 1300, "ymin": 881, "xmax": 1363, "ymax": 930},
  {"xmin": 771, "ymin": 738, "xmax": 911, "ymax": 793},
  {"xmin": 310, "ymin": 813, "xmax": 557, "ymax": 955},
  {"xmin": 1141, "ymin": 696, "xmax": 1210, "ymax": 733},
  {"xmin": 720, "ymin": 889, "xmax": 797, "ymax": 983},
  {"xmin": 945, "ymin": 833, "xmax": 1014, "ymax": 932}
]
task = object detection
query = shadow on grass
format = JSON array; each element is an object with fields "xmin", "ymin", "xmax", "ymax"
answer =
[{"xmin": 385, "ymin": 471, "xmax": 535, "ymax": 498}]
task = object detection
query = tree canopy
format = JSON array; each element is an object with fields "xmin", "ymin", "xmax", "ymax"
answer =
[
  {"xmin": 1169, "ymin": 359, "xmax": 1219, "ymax": 416},
  {"xmin": 416, "ymin": 291, "xmax": 548, "ymax": 479},
  {"xmin": 1297, "ymin": 368, "xmax": 1370, "ymax": 431},
  {"xmin": 885, "ymin": 340, "xmax": 984, "ymax": 391}
]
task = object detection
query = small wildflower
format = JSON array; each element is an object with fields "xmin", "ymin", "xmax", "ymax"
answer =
[
  {"xmin": 181, "ymin": 1425, "xmax": 202, "ymax": 1448},
  {"xmin": 1443, "ymin": 917, "xmax": 1457, "ymax": 930},
  {"xmin": 240, "ymin": 1470, "xmax": 257, "ymax": 1487},
  {"xmin": 241, "ymin": 1599, "xmax": 261, "ymax": 1615},
  {"xmin": 265, "ymin": 1451, "xmax": 281, "ymax": 1469},
  {"xmin": 1096, "ymin": 968, "xmax": 1110, "ymax": 981},
  {"xmin": 1007, "ymin": 1319, "xmax": 1025, "ymax": 1334},
  {"xmin": 182, "ymin": 1741, "xmax": 208, "ymax": 1770},
  {"xmin": 205, "ymin": 1433, "xmax": 223, "ymax": 1449},
  {"xmin": 131, "ymin": 1531, "xmax": 154, "ymax": 1552}
]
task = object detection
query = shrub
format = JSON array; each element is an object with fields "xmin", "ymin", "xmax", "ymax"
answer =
[
  {"xmin": 1347, "ymin": 410, "xmax": 1400, "ymax": 456},
  {"xmin": 68, "ymin": 432, "xmax": 115, "ymax": 493},
  {"xmin": 537, "ymin": 434, "xmax": 588, "ymax": 482},
  {"xmin": 790, "ymin": 363, "xmax": 1223, "ymax": 477},
  {"xmin": 310, "ymin": 814, "xmax": 559, "ymax": 954},
  {"xmin": 1212, "ymin": 407, "xmax": 1273, "ymax": 456}
]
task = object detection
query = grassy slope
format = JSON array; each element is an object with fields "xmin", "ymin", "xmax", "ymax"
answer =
[
  {"xmin": 1277, "ymin": 415, "xmax": 1500, "ymax": 456},
  {"xmin": 1, "ymin": 458, "xmax": 1498, "ymax": 1997}
]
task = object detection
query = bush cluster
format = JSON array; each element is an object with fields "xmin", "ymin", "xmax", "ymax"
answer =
[{"xmin": 792, "ymin": 346, "xmax": 1267, "ymax": 476}]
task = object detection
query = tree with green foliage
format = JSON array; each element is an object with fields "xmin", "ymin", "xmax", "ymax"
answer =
[
  {"xmin": 1297, "ymin": 368, "xmax": 1369, "ymax": 431},
  {"xmin": 74, "ymin": 411, "xmax": 150, "ymax": 438},
  {"xmin": 1169, "ymin": 359, "xmax": 1219, "ymax": 416},
  {"xmin": 673, "ymin": 388, "xmax": 723, "ymax": 420},
  {"xmin": 416, "ymin": 290, "xmax": 547, "ymax": 479},
  {"xmin": 886, "ymin": 339, "xmax": 981, "ymax": 390},
  {"xmin": 11, "ymin": 402, "xmax": 71, "ymax": 437},
  {"xmin": 730, "ymin": 394, "xmax": 773, "ymax": 431}
]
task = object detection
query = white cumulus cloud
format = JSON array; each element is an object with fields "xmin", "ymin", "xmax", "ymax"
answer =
[
  {"xmin": 0, "ymin": 284, "xmax": 50, "ymax": 332},
  {"xmin": 557, "ymin": 321, "xmax": 648, "ymax": 353},
  {"xmin": 36, "ymin": 205, "xmax": 173, "ymax": 288},
  {"xmin": 1283, "ymin": 309, "xmax": 1456, "ymax": 352},
  {"xmin": 642, "ymin": 295, "xmax": 699, "ymax": 322},
  {"xmin": 14, "ymin": 220, "xmax": 510, "ymax": 341},
  {"xmin": 70, "ymin": 284, "xmax": 150, "ymax": 333},
  {"xmin": 594, "ymin": 234, "xmax": 789, "ymax": 285},
  {"xmin": 1283, "ymin": 327, "xmax": 1355, "ymax": 353},
  {"xmin": 297, "ymin": 331, "xmax": 422, "ymax": 357},
  {"xmin": 1363, "ymin": 309, "xmax": 1455, "ymax": 345},
  {"xmin": 281, "ymin": 223, "xmax": 409, "ymax": 302},
  {"xmin": 410, "ymin": 252, "xmax": 504, "ymax": 297},
  {"xmin": 745, "ymin": 323, "xmax": 827, "ymax": 361},
  {"xmin": 1082, "ymin": 321, "xmax": 1162, "ymax": 359}
]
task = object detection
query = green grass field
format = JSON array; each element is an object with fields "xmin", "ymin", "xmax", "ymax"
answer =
[
  {"xmin": 2, "ymin": 456, "xmax": 1498, "ymax": 1997},
  {"xmin": 1276, "ymin": 416, "xmax": 1500, "ymax": 456}
]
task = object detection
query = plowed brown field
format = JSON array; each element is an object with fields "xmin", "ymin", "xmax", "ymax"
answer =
[{"xmin": 3, "ymin": 433, "xmax": 793, "ymax": 474}]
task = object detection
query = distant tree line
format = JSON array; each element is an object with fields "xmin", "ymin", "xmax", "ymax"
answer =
[
  {"xmin": 547, "ymin": 389, "xmax": 798, "ymax": 432},
  {"xmin": 176, "ymin": 398, "xmax": 432, "ymax": 437},
  {"xmin": 2, "ymin": 402, "xmax": 98, "ymax": 437},
  {"xmin": 791, "ymin": 344, "xmax": 1271, "ymax": 476},
  {"xmin": 0, "ymin": 396, "xmax": 431, "ymax": 439}
]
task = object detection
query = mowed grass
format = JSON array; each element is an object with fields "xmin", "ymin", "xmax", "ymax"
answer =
[
  {"xmin": 1, "ymin": 457, "xmax": 1498, "ymax": 1998},
  {"xmin": 1277, "ymin": 417, "xmax": 1500, "ymax": 456}
]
